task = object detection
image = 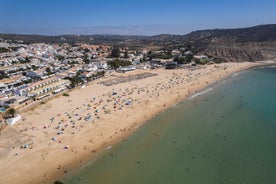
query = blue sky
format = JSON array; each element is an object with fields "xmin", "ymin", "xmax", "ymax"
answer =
[{"xmin": 0, "ymin": 0, "xmax": 275, "ymax": 35}]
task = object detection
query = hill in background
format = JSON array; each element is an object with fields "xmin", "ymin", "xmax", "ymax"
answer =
[
  {"xmin": 183, "ymin": 24, "xmax": 276, "ymax": 61},
  {"xmin": 1, "ymin": 24, "xmax": 276, "ymax": 62}
]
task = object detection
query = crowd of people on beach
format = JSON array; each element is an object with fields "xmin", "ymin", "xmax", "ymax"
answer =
[
  {"xmin": 99, "ymin": 72, "xmax": 157, "ymax": 86},
  {"xmin": 1, "ymin": 62, "xmax": 259, "ymax": 183},
  {"xmin": 15, "ymin": 66, "xmax": 225, "ymax": 157}
]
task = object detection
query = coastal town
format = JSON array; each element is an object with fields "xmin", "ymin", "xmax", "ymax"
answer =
[
  {"xmin": 0, "ymin": 34, "xmax": 266, "ymax": 184},
  {"xmin": 0, "ymin": 36, "xmax": 213, "ymax": 125},
  {"xmin": 1, "ymin": 32, "xmax": 276, "ymax": 184},
  {"xmin": 1, "ymin": 0, "xmax": 276, "ymax": 183}
]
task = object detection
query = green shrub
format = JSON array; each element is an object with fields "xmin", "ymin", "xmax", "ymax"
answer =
[{"xmin": 63, "ymin": 93, "xmax": 70, "ymax": 97}]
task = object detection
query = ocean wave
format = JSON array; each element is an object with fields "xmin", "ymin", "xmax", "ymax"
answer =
[
  {"xmin": 232, "ymin": 72, "xmax": 241, "ymax": 77},
  {"xmin": 189, "ymin": 88, "xmax": 213, "ymax": 99}
]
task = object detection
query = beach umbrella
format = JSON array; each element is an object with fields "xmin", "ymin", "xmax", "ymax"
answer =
[
  {"xmin": 64, "ymin": 145, "xmax": 70, "ymax": 149},
  {"xmin": 125, "ymin": 100, "xmax": 132, "ymax": 105}
]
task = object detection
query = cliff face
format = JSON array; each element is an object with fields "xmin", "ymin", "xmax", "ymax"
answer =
[
  {"xmin": 204, "ymin": 42, "xmax": 276, "ymax": 62},
  {"xmin": 184, "ymin": 24, "xmax": 276, "ymax": 62}
]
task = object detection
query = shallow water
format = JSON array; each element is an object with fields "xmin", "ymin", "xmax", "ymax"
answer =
[{"xmin": 65, "ymin": 66, "xmax": 276, "ymax": 184}]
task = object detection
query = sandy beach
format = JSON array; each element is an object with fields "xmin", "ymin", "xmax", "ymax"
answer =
[{"xmin": 0, "ymin": 61, "xmax": 273, "ymax": 184}]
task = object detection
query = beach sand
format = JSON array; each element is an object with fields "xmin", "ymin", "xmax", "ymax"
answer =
[{"xmin": 0, "ymin": 61, "xmax": 273, "ymax": 184}]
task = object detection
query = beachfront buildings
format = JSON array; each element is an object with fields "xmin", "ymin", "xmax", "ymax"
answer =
[
  {"xmin": 0, "ymin": 75, "xmax": 29, "ymax": 96},
  {"xmin": 0, "ymin": 36, "xmax": 194, "ymax": 110},
  {"xmin": 18, "ymin": 77, "xmax": 70, "ymax": 99}
]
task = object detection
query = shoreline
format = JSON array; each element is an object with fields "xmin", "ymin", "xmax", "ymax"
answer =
[{"xmin": 0, "ymin": 61, "xmax": 275, "ymax": 184}]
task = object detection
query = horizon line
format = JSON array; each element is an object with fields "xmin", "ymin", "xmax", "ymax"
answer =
[{"xmin": 0, "ymin": 23, "xmax": 275, "ymax": 37}]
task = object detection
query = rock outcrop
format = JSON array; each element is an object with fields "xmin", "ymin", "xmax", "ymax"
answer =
[
  {"xmin": 184, "ymin": 24, "xmax": 276, "ymax": 62},
  {"xmin": 204, "ymin": 42, "xmax": 276, "ymax": 62}
]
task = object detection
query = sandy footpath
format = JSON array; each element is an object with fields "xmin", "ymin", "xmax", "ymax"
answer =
[{"xmin": 0, "ymin": 61, "xmax": 273, "ymax": 184}]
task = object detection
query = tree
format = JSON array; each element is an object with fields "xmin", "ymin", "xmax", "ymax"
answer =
[
  {"xmin": 142, "ymin": 54, "xmax": 146, "ymax": 62},
  {"xmin": 124, "ymin": 49, "xmax": 129, "ymax": 58},
  {"xmin": 0, "ymin": 47, "xmax": 9, "ymax": 53},
  {"xmin": 77, "ymin": 70, "xmax": 82, "ymax": 75},
  {"xmin": 83, "ymin": 53, "xmax": 90, "ymax": 64},
  {"xmin": 25, "ymin": 56, "xmax": 31, "ymax": 63},
  {"xmin": 110, "ymin": 47, "xmax": 120, "ymax": 58},
  {"xmin": 84, "ymin": 48, "xmax": 90, "ymax": 53},
  {"xmin": 20, "ymin": 56, "xmax": 31, "ymax": 64},
  {"xmin": 107, "ymin": 59, "xmax": 131, "ymax": 69},
  {"xmin": 173, "ymin": 55, "xmax": 180, "ymax": 62},
  {"xmin": 199, "ymin": 57, "xmax": 209, "ymax": 65},
  {"xmin": 45, "ymin": 67, "xmax": 51, "ymax": 74},
  {"xmin": 31, "ymin": 65, "xmax": 38, "ymax": 70},
  {"xmin": 56, "ymin": 55, "xmax": 65, "ymax": 61},
  {"xmin": 0, "ymin": 73, "xmax": 9, "ymax": 80},
  {"xmin": 3, "ymin": 108, "xmax": 16, "ymax": 119},
  {"xmin": 183, "ymin": 54, "xmax": 193, "ymax": 64},
  {"xmin": 65, "ymin": 75, "xmax": 82, "ymax": 88}
]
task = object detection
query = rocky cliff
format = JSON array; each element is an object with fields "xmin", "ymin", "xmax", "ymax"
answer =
[
  {"xmin": 184, "ymin": 24, "xmax": 276, "ymax": 62},
  {"xmin": 203, "ymin": 42, "xmax": 276, "ymax": 62}
]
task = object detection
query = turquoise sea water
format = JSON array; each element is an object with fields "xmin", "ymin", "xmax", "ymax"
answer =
[
  {"xmin": 0, "ymin": 107, "xmax": 6, "ymax": 112},
  {"xmin": 65, "ymin": 66, "xmax": 276, "ymax": 184}
]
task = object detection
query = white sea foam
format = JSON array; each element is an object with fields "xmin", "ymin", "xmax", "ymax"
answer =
[
  {"xmin": 232, "ymin": 72, "xmax": 241, "ymax": 77},
  {"xmin": 189, "ymin": 88, "xmax": 213, "ymax": 99}
]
